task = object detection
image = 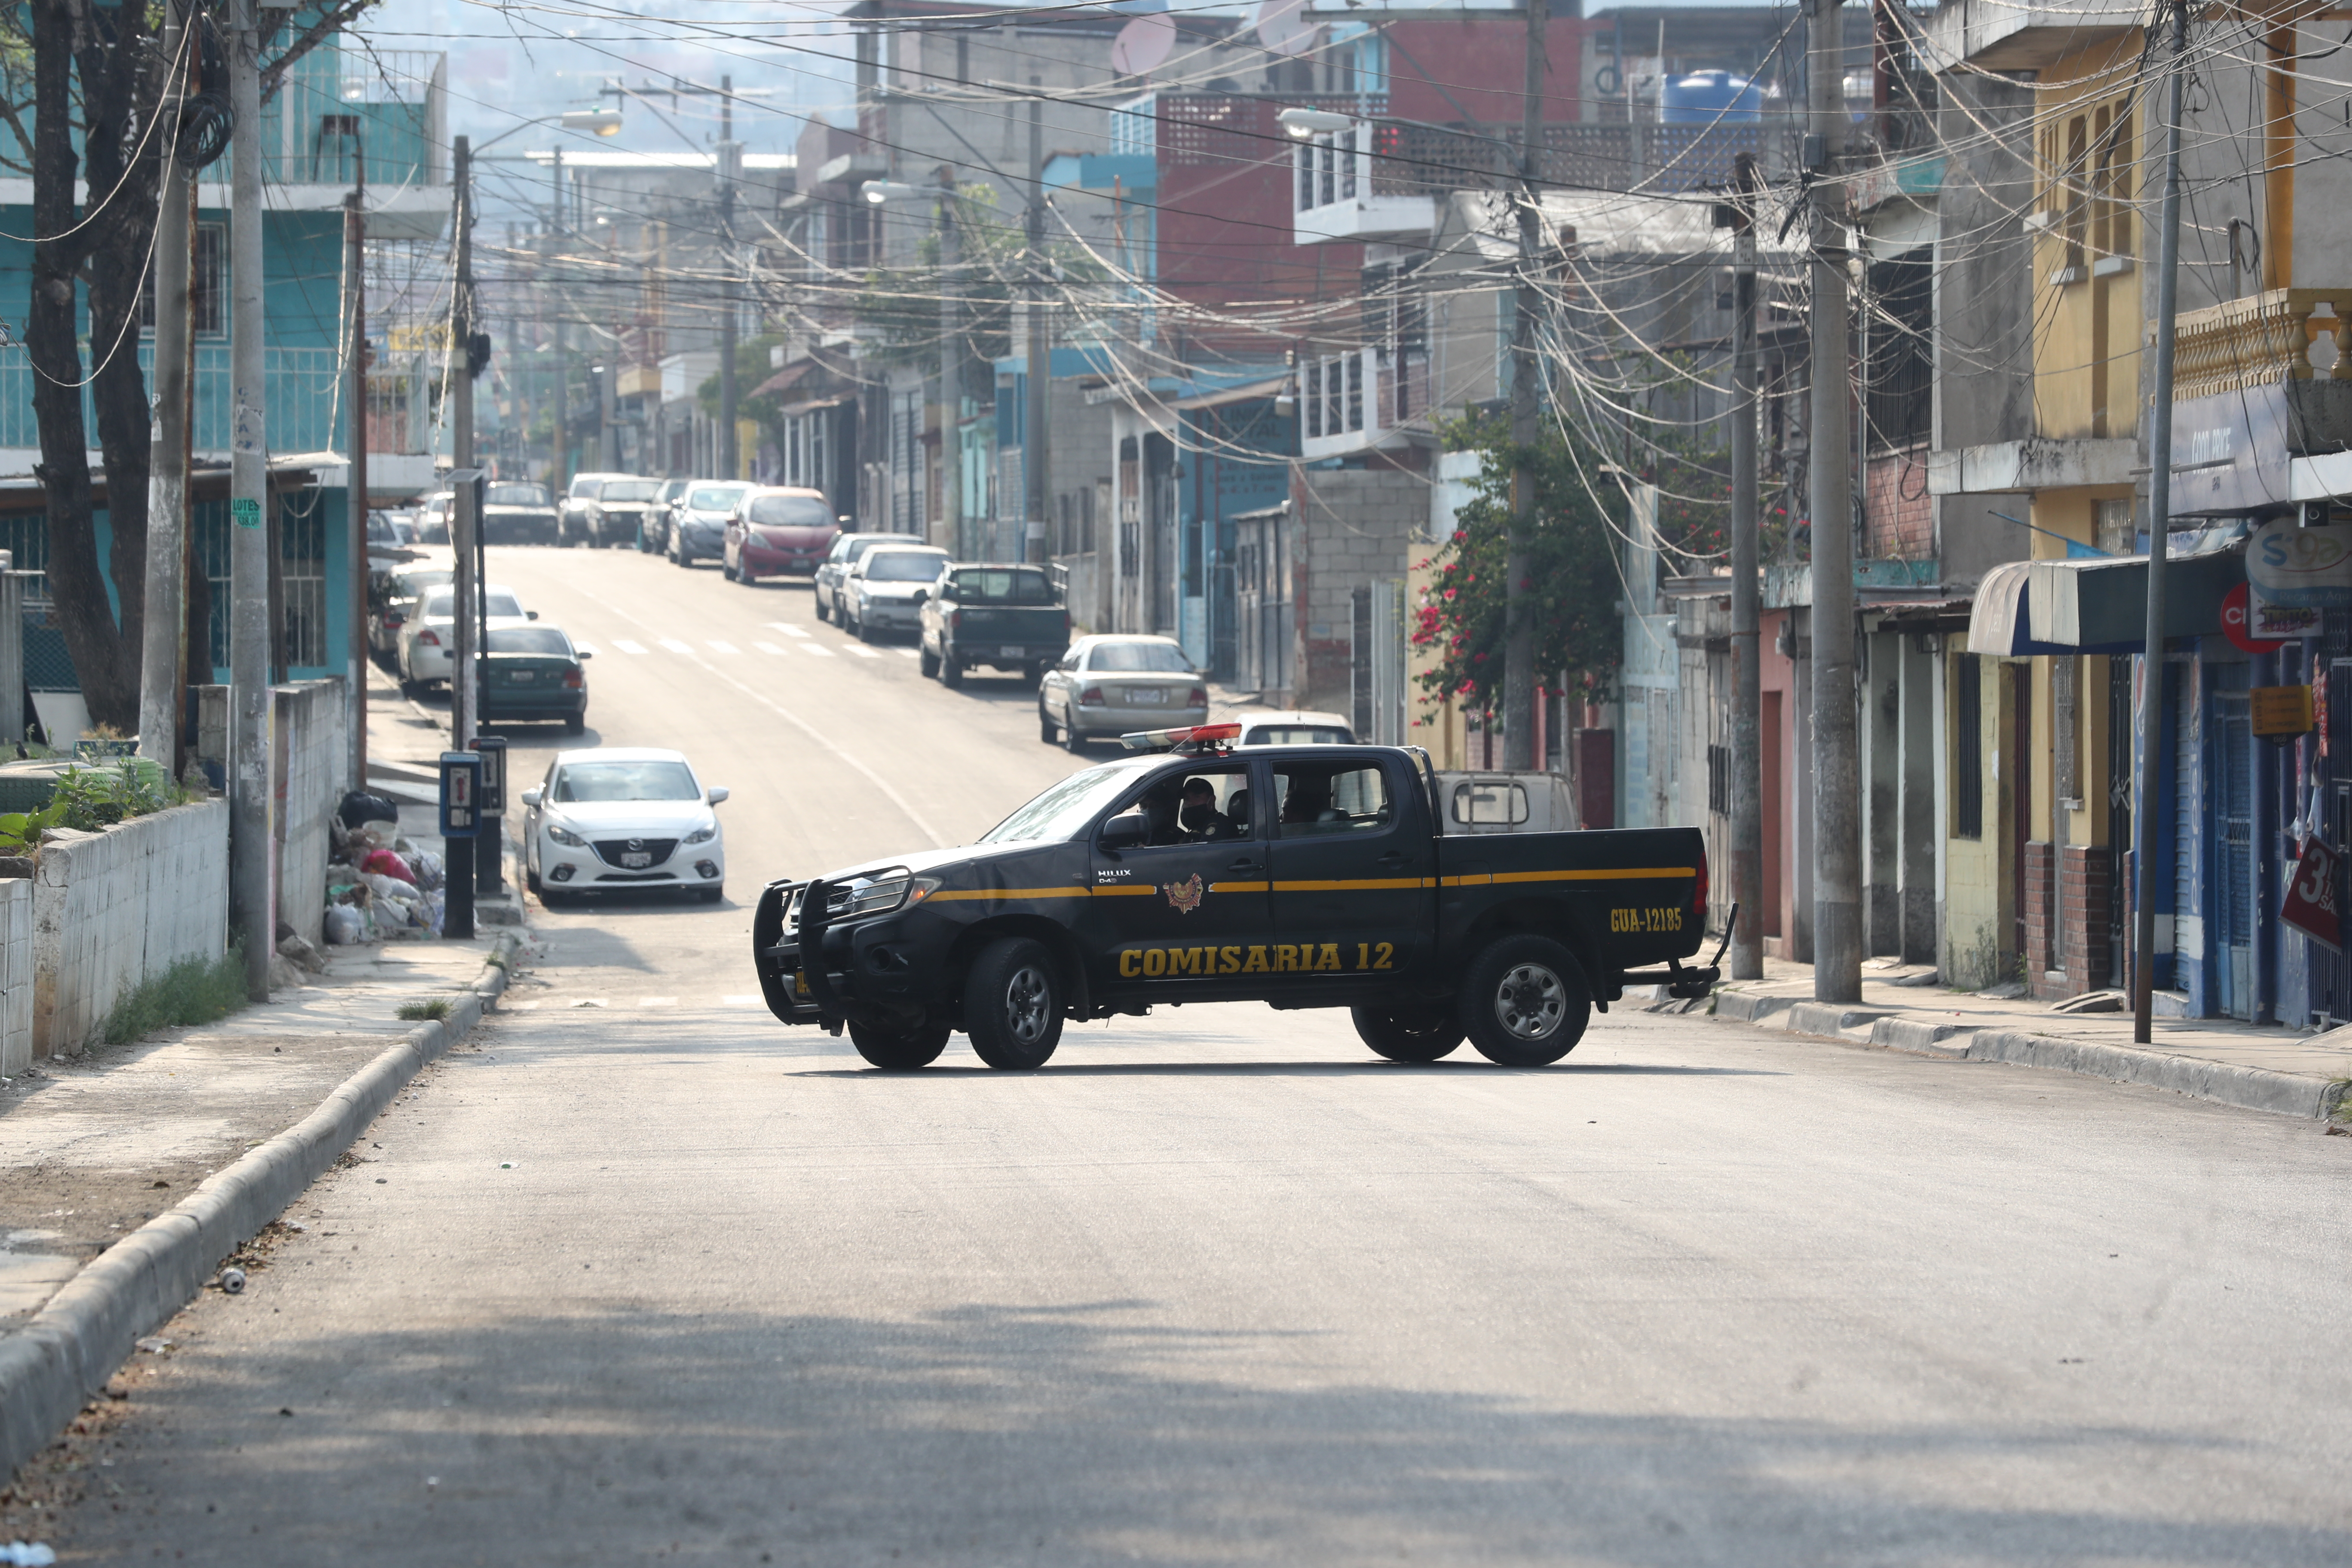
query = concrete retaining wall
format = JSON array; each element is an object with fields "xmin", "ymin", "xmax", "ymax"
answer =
[
  {"xmin": 0, "ymin": 877, "xmax": 31, "ymax": 1075},
  {"xmin": 274, "ymin": 679, "xmax": 347, "ymax": 945},
  {"xmin": 32, "ymin": 798, "xmax": 230, "ymax": 1059}
]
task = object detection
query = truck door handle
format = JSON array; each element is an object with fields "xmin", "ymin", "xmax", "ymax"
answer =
[
  {"xmin": 1375, "ymin": 851, "xmax": 1408, "ymax": 867},
  {"xmin": 1227, "ymin": 857, "xmax": 1262, "ymax": 872}
]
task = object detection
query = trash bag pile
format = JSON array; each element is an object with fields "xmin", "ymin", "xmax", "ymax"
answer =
[{"xmin": 324, "ymin": 790, "xmax": 447, "ymax": 940}]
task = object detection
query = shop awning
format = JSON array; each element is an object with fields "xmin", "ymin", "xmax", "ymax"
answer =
[
  {"xmin": 1970, "ymin": 551, "xmax": 2242, "ymax": 655},
  {"xmin": 1965, "ymin": 562, "xmax": 2057, "ymax": 654}
]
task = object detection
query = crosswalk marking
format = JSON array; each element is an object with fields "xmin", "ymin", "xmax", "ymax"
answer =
[
  {"xmin": 721, "ymin": 995, "xmax": 762, "ymax": 1006},
  {"xmin": 640, "ymin": 997, "xmax": 678, "ymax": 1008},
  {"xmin": 613, "ymin": 639, "xmax": 646, "ymax": 655},
  {"xmin": 843, "ymin": 643, "xmax": 880, "ymax": 659},
  {"xmin": 767, "ymin": 622, "xmax": 810, "ymax": 639},
  {"xmin": 797, "ymin": 642, "xmax": 836, "ymax": 658},
  {"xmin": 754, "ymin": 641, "xmax": 787, "ymax": 655},
  {"xmin": 893, "ymin": 646, "xmax": 919, "ymax": 658},
  {"xmin": 706, "ymin": 640, "xmax": 739, "ymax": 655},
  {"xmin": 659, "ymin": 638, "xmax": 694, "ymax": 654}
]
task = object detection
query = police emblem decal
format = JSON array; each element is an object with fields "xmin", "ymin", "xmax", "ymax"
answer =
[{"xmin": 1163, "ymin": 873, "xmax": 1204, "ymax": 913}]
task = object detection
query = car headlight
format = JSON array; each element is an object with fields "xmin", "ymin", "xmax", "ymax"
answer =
[
  {"xmin": 683, "ymin": 821, "xmax": 717, "ymax": 846},
  {"xmin": 831, "ymin": 867, "xmax": 944, "ymax": 919},
  {"xmin": 544, "ymin": 821, "xmax": 587, "ymax": 848}
]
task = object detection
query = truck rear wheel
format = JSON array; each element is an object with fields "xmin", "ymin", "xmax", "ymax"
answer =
[
  {"xmin": 1458, "ymin": 934, "xmax": 1589, "ymax": 1066},
  {"xmin": 848, "ymin": 1016, "xmax": 949, "ymax": 1071},
  {"xmin": 963, "ymin": 937, "xmax": 1062, "ymax": 1069},
  {"xmin": 1351, "ymin": 1002, "xmax": 1464, "ymax": 1063}
]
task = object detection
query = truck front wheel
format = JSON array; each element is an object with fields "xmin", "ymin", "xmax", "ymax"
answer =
[
  {"xmin": 964, "ymin": 937, "xmax": 1062, "ymax": 1069},
  {"xmin": 1351, "ymin": 1001, "xmax": 1464, "ymax": 1062},
  {"xmin": 1459, "ymin": 935, "xmax": 1589, "ymax": 1066},
  {"xmin": 848, "ymin": 1015, "xmax": 949, "ymax": 1071}
]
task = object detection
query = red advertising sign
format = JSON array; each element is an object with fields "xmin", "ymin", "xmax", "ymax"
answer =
[
  {"xmin": 2221, "ymin": 583, "xmax": 2289, "ymax": 653},
  {"xmin": 2282, "ymin": 836, "xmax": 2343, "ymax": 952}
]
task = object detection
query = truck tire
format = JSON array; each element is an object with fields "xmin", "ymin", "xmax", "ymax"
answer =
[
  {"xmin": 848, "ymin": 1016, "xmax": 949, "ymax": 1071},
  {"xmin": 918, "ymin": 643, "xmax": 939, "ymax": 677},
  {"xmin": 1351, "ymin": 1001, "xmax": 1465, "ymax": 1063},
  {"xmin": 963, "ymin": 937, "xmax": 1062, "ymax": 1069},
  {"xmin": 940, "ymin": 653, "xmax": 964, "ymax": 689},
  {"xmin": 1458, "ymin": 934, "xmax": 1589, "ymax": 1066}
]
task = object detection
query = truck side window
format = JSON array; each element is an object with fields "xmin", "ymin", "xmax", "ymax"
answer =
[
  {"xmin": 1274, "ymin": 763, "xmax": 1391, "ymax": 836},
  {"xmin": 1104, "ymin": 766, "xmax": 1253, "ymax": 846},
  {"xmin": 1452, "ymin": 781, "xmax": 1528, "ymax": 825}
]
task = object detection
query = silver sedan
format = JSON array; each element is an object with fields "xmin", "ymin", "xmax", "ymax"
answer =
[{"xmin": 1036, "ymin": 635, "xmax": 1209, "ymax": 753}]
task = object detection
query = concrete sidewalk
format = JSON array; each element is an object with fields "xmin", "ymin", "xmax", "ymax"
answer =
[{"xmin": 1681, "ymin": 955, "xmax": 2352, "ymax": 1122}]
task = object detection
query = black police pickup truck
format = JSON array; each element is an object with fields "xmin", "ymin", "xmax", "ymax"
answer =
[{"xmin": 752, "ymin": 729, "xmax": 1723, "ymax": 1071}]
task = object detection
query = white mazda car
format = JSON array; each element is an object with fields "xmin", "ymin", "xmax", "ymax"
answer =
[{"xmin": 520, "ymin": 747, "xmax": 729, "ymax": 905}]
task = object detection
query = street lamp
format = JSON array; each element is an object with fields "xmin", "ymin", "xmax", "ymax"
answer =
[
  {"xmin": 861, "ymin": 180, "xmax": 944, "ymax": 205},
  {"xmin": 1277, "ymin": 107, "xmax": 1354, "ymax": 138}
]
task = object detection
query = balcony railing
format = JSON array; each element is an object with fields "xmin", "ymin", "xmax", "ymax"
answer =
[
  {"xmin": 1364, "ymin": 120, "xmax": 1801, "ymax": 199},
  {"xmin": 0, "ymin": 346, "xmax": 346, "ymax": 457},
  {"xmin": 2165, "ymin": 288, "xmax": 2352, "ymax": 403}
]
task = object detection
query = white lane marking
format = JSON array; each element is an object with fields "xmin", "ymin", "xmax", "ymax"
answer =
[
  {"xmin": 892, "ymin": 646, "xmax": 919, "ymax": 658},
  {"xmin": 568, "ymin": 585, "xmax": 947, "ymax": 847},
  {"xmin": 640, "ymin": 997, "xmax": 678, "ymax": 1008},
  {"xmin": 767, "ymin": 622, "xmax": 810, "ymax": 639},
  {"xmin": 721, "ymin": 994, "xmax": 763, "ymax": 1006},
  {"xmin": 797, "ymin": 642, "xmax": 836, "ymax": 658},
  {"xmin": 753, "ymin": 641, "xmax": 787, "ymax": 655},
  {"xmin": 843, "ymin": 643, "xmax": 881, "ymax": 659},
  {"xmin": 659, "ymin": 638, "xmax": 694, "ymax": 654},
  {"xmin": 706, "ymin": 640, "xmax": 739, "ymax": 655},
  {"xmin": 613, "ymin": 639, "xmax": 647, "ymax": 655},
  {"xmin": 505, "ymin": 1000, "xmax": 542, "ymax": 1011}
]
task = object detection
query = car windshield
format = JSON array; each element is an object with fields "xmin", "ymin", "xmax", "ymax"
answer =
[
  {"xmin": 485, "ymin": 627, "xmax": 573, "ymax": 656},
  {"xmin": 977, "ymin": 766, "xmax": 1148, "ymax": 845},
  {"xmin": 551, "ymin": 760, "xmax": 700, "ymax": 803},
  {"xmin": 600, "ymin": 481, "xmax": 661, "ymax": 503},
  {"xmin": 422, "ymin": 588, "xmax": 523, "ymax": 618},
  {"xmin": 848, "ymin": 536, "xmax": 922, "ymax": 561},
  {"xmin": 951, "ymin": 569, "xmax": 1055, "ymax": 605},
  {"xmin": 862, "ymin": 551, "xmax": 946, "ymax": 582},
  {"xmin": 412, "ymin": 517, "xmax": 450, "ymax": 544},
  {"xmin": 393, "ymin": 569, "xmax": 452, "ymax": 599},
  {"xmin": 1247, "ymin": 724, "xmax": 1354, "ymax": 745},
  {"xmin": 1088, "ymin": 640, "xmax": 1191, "ymax": 673},
  {"xmin": 748, "ymin": 494, "xmax": 833, "ymax": 527},
  {"xmin": 487, "ymin": 484, "xmax": 549, "ymax": 507},
  {"xmin": 687, "ymin": 485, "xmax": 748, "ymax": 511}
]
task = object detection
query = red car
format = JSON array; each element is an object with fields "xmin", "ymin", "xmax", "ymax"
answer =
[{"xmin": 725, "ymin": 487, "xmax": 842, "ymax": 583}]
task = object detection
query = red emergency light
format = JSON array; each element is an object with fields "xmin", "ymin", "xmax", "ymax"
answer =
[{"xmin": 1118, "ymin": 722, "xmax": 1242, "ymax": 753}]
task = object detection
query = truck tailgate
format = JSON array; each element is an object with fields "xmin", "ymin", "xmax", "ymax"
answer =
[{"xmin": 1436, "ymin": 826, "xmax": 1708, "ymax": 971}]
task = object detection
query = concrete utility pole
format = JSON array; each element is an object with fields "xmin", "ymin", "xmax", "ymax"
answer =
[
  {"xmin": 345, "ymin": 177, "xmax": 368, "ymax": 788},
  {"xmin": 550, "ymin": 148, "xmax": 568, "ymax": 496},
  {"xmin": 228, "ymin": 0, "xmax": 273, "ymax": 999},
  {"xmin": 1025, "ymin": 79, "xmax": 1052, "ymax": 567},
  {"xmin": 1501, "ymin": 0, "xmax": 1547, "ymax": 769},
  {"xmin": 717, "ymin": 76, "xmax": 740, "ymax": 481},
  {"xmin": 137, "ymin": 0, "xmax": 190, "ymax": 770},
  {"xmin": 937, "ymin": 174, "xmax": 962, "ymax": 558},
  {"xmin": 448, "ymin": 136, "xmax": 480, "ymax": 937},
  {"xmin": 1807, "ymin": 0, "xmax": 1862, "ymax": 1002},
  {"xmin": 2133, "ymin": 0, "xmax": 2192, "ymax": 1044},
  {"xmin": 1728, "ymin": 151, "xmax": 1763, "ymax": 981}
]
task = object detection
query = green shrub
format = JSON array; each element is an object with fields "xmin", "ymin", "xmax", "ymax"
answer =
[
  {"xmin": 103, "ymin": 943, "xmax": 249, "ymax": 1045},
  {"xmin": 396, "ymin": 997, "xmax": 453, "ymax": 1022},
  {"xmin": 0, "ymin": 761, "xmax": 189, "ymax": 853}
]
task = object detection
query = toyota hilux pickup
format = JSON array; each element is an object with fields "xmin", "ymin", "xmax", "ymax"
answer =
[{"xmin": 751, "ymin": 726, "xmax": 1724, "ymax": 1072}]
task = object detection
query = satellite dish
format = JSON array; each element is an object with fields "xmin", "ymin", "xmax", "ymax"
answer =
[
  {"xmin": 1254, "ymin": 0, "xmax": 1317, "ymax": 58},
  {"xmin": 1111, "ymin": 12, "xmax": 1178, "ymax": 78}
]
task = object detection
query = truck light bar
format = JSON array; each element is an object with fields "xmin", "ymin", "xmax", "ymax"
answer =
[{"xmin": 1118, "ymin": 723, "xmax": 1242, "ymax": 753}]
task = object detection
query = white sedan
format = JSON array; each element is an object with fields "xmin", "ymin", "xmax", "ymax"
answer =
[
  {"xmin": 520, "ymin": 747, "xmax": 730, "ymax": 905},
  {"xmin": 398, "ymin": 583, "xmax": 532, "ymax": 694}
]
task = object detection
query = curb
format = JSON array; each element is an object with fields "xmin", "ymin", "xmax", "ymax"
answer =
[
  {"xmin": 1711, "ymin": 986, "xmax": 2350, "ymax": 1122},
  {"xmin": 0, "ymin": 928, "xmax": 524, "ymax": 1480}
]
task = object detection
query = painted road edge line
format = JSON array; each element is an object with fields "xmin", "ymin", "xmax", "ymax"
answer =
[{"xmin": 0, "ymin": 928, "xmax": 526, "ymax": 1480}]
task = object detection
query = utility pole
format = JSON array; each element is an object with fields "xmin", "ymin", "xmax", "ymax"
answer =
[
  {"xmin": 1501, "ymin": 0, "xmax": 1547, "ymax": 769},
  {"xmin": 717, "ymin": 75, "xmax": 740, "ymax": 481},
  {"xmin": 448, "ymin": 135, "xmax": 478, "ymax": 937},
  {"xmin": 550, "ymin": 148, "xmax": 568, "ymax": 496},
  {"xmin": 137, "ymin": 0, "xmax": 190, "ymax": 771},
  {"xmin": 1728, "ymin": 151, "xmax": 1763, "ymax": 980},
  {"xmin": 1025, "ymin": 79, "xmax": 1052, "ymax": 567},
  {"xmin": 1807, "ymin": 0, "xmax": 1862, "ymax": 1002},
  {"xmin": 937, "ymin": 174, "xmax": 962, "ymax": 557},
  {"xmin": 2133, "ymin": 0, "xmax": 2191, "ymax": 1044},
  {"xmin": 228, "ymin": 0, "xmax": 272, "ymax": 999},
  {"xmin": 345, "ymin": 172, "xmax": 368, "ymax": 787}
]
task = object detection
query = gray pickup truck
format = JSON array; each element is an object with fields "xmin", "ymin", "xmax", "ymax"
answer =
[{"xmin": 916, "ymin": 564, "xmax": 1071, "ymax": 687}]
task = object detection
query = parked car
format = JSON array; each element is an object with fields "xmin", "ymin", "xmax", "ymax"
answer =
[
  {"xmin": 369, "ymin": 564, "xmax": 454, "ymax": 665},
  {"xmin": 1234, "ymin": 710, "xmax": 1355, "ymax": 746},
  {"xmin": 724, "ymin": 487, "xmax": 841, "ymax": 583},
  {"xmin": 521, "ymin": 747, "xmax": 729, "ymax": 905},
  {"xmin": 481, "ymin": 623, "xmax": 594, "ymax": 735},
  {"xmin": 1035, "ymin": 634, "xmax": 1206, "ymax": 751},
  {"xmin": 841, "ymin": 545, "xmax": 951, "ymax": 641},
  {"xmin": 814, "ymin": 531, "xmax": 925, "ymax": 623},
  {"xmin": 918, "ymin": 564, "xmax": 1072, "ymax": 691},
  {"xmin": 666, "ymin": 481, "xmax": 753, "ymax": 566},
  {"xmin": 645, "ymin": 478, "xmax": 693, "ymax": 551},
  {"xmin": 410, "ymin": 493, "xmax": 453, "ymax": 544},
  {"xmin": 560, "ymin": 473, "xmax": 663, "ymax": 548},
  {"xmin": 398, "ymin": 583, "xmax": 535, "ymax": 695},
  {"xmin": 482, "ymin": 481, "xmax": 560, "ymax": 545}
]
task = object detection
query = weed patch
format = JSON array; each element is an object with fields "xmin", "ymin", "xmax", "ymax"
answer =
[
  {"xmin": 103, "ymin": 944, "xmax": 248, "ymax": 1044},
  {"xmin": 396, "ymin": 997, "xmax": 453, "ymax": 1022}
]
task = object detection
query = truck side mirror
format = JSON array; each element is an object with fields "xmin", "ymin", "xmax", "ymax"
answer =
[
  {"xmin": 1099, "ymin": 815, "xmax": 1146, "ymax": 853},
  {"xmin": 911, "ymin": 588, "xmax": 928, "ymax": 604}
]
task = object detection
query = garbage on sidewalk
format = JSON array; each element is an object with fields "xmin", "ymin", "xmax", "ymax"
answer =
[{"xmin": 323, "ymin": 791, "xmax": 448, "ymax": 941}]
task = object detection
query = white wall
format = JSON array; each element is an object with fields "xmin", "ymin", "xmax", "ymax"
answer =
[
  {"xmin": 274, "ymin": 680, "xmax": 348, "ymax": 945},
  {"xmin": 0, "ymin": 879, "xmax": 31, "ymax": 1075}
]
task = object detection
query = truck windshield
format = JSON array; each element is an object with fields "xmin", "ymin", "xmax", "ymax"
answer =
[
  {"xmin": 487, "ymin": 484, "xmax": 549, "ymax": 507},
  {"xmin": 977, "ymin": 767, "xmax": 1146, "ymax": 845}
]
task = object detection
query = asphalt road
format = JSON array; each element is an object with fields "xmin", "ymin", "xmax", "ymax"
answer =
[{"xmin": 49, "ymin": 547, "xmax": 2352, "ymax": 1564}]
